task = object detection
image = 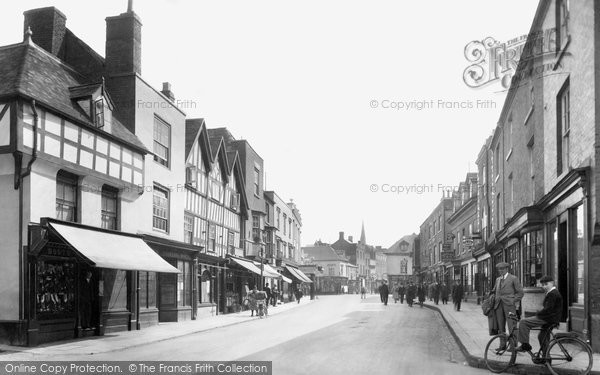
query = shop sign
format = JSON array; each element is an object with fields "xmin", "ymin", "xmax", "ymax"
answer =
[{"xmin": 441, "ymin": 251, "xmax": 454, "ymax": 263}]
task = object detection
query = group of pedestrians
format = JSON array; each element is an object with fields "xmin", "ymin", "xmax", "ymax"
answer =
[
  {"xmin": 375, "ymin": 280, "xmax": 467, "ymax": 310},
  {"xmin": 245, "ymin": 282, "xmax": 292, "ymax": 317}
]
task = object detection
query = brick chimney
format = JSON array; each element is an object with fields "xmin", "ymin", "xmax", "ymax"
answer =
[
  {"xmin": 105, "ymin": 8, "xmax": 142, "ymax": 76},
  {"xmin": 348, "ymin": 236, "xmax": 353, "ymax": 243},
  {"xmin": 23, "ymin": 7, "xmax": 67, "ymax": 57},
  {"xmin": 339, "ymin": 232, "xmax": 344, "ymax": 241},
  {"xmin": 161, "ymin": 82, "xmax": 175, "ymax": 102}
]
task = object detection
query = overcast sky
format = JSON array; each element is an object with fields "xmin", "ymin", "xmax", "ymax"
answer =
[{"xmin": 1, "ymin": 0, "xmax": 540, "ymax": 248}]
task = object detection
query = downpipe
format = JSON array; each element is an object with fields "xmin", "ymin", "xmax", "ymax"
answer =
[{"xmin": 14, "ymin": 100, "xmax": 38, "ymax": 321}]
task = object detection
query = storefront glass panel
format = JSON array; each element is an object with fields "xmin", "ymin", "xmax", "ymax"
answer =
[
  {"xmin": 522, "ymin": 230, "xmax": 543, "ymax": 287},
  {"xmin": 575, "ymin": 205, "xmax": 585, "ymax": 304},
  {"xmin": 36, "ymin": 259, "xmax": 76, "ymax": 317},
  {"xmin": 101, "ymin": 269, "xmax": 127, "ymax": 311}
]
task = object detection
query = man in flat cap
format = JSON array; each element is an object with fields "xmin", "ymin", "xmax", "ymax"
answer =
[
  {"xmin": 492, "ymin": 262, "xmax": 524, "ymax": 349},
  {"xmin": 515, "ymin": 275, "xmax": 562, "ymax": 352}
]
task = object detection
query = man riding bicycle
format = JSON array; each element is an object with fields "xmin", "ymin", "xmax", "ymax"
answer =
[{"xmin": 515, "ymin": 275, "xmax": 563, "ymax": 352}]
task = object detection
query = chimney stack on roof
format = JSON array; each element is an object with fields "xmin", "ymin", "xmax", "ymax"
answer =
[
  {"xmin": 23, "ymin": 7, "xmax": 67, "ymax": 57},
  {"xmin": 348, "ymin": 236, "xmax": 353, "ymax": 243},
  {"xmin": 105, "ymin": 7, "xmax": 142, "ymax": 76},
  {"xmin": 339, "ymin": 232, "xmax": 344, "ymax": 241},
  {"xmin": 161, "ymin": 82, "xmax": 175, "ymax": 102}
]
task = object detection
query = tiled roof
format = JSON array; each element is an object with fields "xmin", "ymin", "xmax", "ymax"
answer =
[
  {"xmin": 68, "ymin": 83, "xmax": 101, "ymax": 99},
  {"xmin": 226, "ymin": 151, "xmax": 238, "ymax": 173},
  {"xmin": 206, "ymin": 128, "xmax": 224, "ymax": 160},
  {"xmin": 303, "ymin": 245, "xmax": 349, "ymax": 262},
  {"xmin": 0, "ymin": 42, "xmax": 146, "ymax": 152},
  {"xmin": 185, "ymin": 118, "xmax": 204, "ymax": 160}
]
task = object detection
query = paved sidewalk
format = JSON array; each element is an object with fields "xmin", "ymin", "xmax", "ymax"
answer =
[
  {"xmin": 425, "ymin": 298, "xmax": 600, "ymax": 374},
  {"xmin": 0, "ymin": 299, "xmax": 314, "ymax": 359}
]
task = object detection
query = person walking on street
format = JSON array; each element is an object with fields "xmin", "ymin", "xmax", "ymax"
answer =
[
  {"xmin": 433, "ymin": 282, "xmax": 440, "ymax": 305},
  {"xmin": 417, "ymin": 283, "xmax": 426, "ymax": 307},
  {"xmin": 248, "ymin": 286, "xmax": 258, "ymax": 317},
  {"xmin": 492, "ymin": 262, "xmax": 524, "ymax": 349},
  {"xmin": 294, "ymin": 286, "xmax": 303, "ymax": 304},
  {"xmin": 399, "ymin": 284, "xmax": 405, "ymax": 304},
  {"xmin": 360, "ymin": 286, "xmax": 366, "ymax": 299},
  {"xmin": 440, "ymin": 282, "xmax": 449, "ymax": 304},
  {"xmin": 271, "ymin": 286, "xmax": 279, "ymax": 306},
  {"xmin": 379, "ymin": 281, "xmax": 389, "ymax": 305},
  {"xmin": 452, "ymin": 279, "xmax": 464, "ymax": 311},
  {"xmin": 406, "ymin": 282, "xmax": 416, "ymax": 307},
  {"xmin": 264, "ymin": 283, "xmax": 272, "ymax": 307}
]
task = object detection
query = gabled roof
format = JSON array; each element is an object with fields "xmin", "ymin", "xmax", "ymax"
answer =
[
  {"xmin": 185, "ymin": 118, "xmax": 203, "ymax": 159},
  {"xmin": 0, "ymin": 41, "xmax": 146, "ymax": 152},
  {"xmin": 302, "ymin": 245, "xmax": 350, "ymax": 262},
  {"xmin": 207, "ymin": 128, "xmax": 225, "ymax": 161},
  {"xmin": 385, "ymin": 234, "xmax": 417, "ymax": 254},
  {"xmin": 226, "ymin": 151, "xmax": 238, "ymax": 174}
]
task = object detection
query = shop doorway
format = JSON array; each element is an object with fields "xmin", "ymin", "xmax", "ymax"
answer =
[{"xmin": 557, "ymin": 220, "xmax": 569, "ymax": 323}]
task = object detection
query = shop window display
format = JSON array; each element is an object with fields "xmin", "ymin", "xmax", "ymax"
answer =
[{"xmin": 36, "ymin": 260, "xmax": 76, "ymax": 317}]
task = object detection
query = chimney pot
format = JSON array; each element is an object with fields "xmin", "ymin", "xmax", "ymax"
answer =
[
  {"xmin": 339, "ymin": 231, "xmax": 344, "ymax": 241},
  {"xmin": 348, "ymin": 236, "xmax": 353, "ymax": 243}
]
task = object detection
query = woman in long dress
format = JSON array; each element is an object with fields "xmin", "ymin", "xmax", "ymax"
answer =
[{"xmin": 248, "ymin": 286, "xmax": 258, "ymax": 316}]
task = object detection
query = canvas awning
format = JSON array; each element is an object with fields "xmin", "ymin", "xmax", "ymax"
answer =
[
  {"xmin": 48, "ymin": 222, "xmax": 179, "ymax": 273},
  {"xmin": 229, "ymin": 257, "xmax": 263, "ymax": 275},
  {"xmin": 256, "ymin": 262, "xmax": 283, "ymax": 279},
  {"xmin": 285, "ymin": 265, "xmax": 313, "ymax": 283},
  {"xmin": 280, "ymin": 274, "xmax": 292, "ymax": 284}
]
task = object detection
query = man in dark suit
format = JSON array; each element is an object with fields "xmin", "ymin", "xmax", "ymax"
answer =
[
  {"xmin": 379, "ymin": 281, "xmax": 389, "ymax": 306},
  {"xmin": 516, "ymin": 275, "xmax": 562, "ymax": 352},
  {"xmin": 264, "ymin": 283, "xmax": 272, "ymax": 306},
  {"xmin": 493, "ymin": 262, "xmax": 524, "ymax": 345},
  {"xmin": 452, "ymin": 279, "xmax": 464, "ymax": 311}
]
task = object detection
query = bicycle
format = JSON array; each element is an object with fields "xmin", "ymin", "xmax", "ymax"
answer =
[
  {"xmin": 484, "ymin": 312, "xmax": 593, "ymax": 375},
  {"xmin": 256, "ymin": 300, "xmax": 268, "ymax": 318}
]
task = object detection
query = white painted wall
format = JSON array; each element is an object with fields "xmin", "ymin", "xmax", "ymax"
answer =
[{"xmin": 0, "ymin": 157, "xmax": 21, "ymax": 319}]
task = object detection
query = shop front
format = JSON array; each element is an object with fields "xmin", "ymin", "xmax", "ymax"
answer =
[
  {"xmin": 284, "ymin": 265, "xmax": 313, "ymax": 298},
  {"xmin": 196, "ymin": 253, "xmax": 226, "ymax": 319},
  {"xmin": 27, "ymin": 219, "xmax": 179, "ymax": 346},
  {"xmin": 474, "ymin": 253, "xmax": 491, "ymax": 299},
  {"xmin": 143, "ymin": 235, "xmax": 199, "ymax": 323},
  {"xmin": 226, "ymin": 255, "xmax": 267, "ymax": 313},
  {"xmin": 539, "ymin": 169, "xmax": 589, "ymax": 340}
]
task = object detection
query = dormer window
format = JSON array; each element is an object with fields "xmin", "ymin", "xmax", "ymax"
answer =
[
  {"xmin": 70, "ymin": 82, "xmax": 114, "ymax": 132},
  {"xmin": 94, "ymin": 98, "xmax": 105, "ymax": 128}
]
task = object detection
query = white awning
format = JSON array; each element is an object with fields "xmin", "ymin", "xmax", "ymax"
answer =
[
  {"xmin": 254, "ymin": 262, "xmax": 282, "ymax": 279},
  {"xmin": 230, "ymin": 257, "xmax": 263, "ymax": 275},
  {"xmin": 49, "ymin": 223, "xmax": 179, "ymax": 273},
  {"xmin": 280, "ymin": 274, "xmax": 292, "ymax": 284},
  {"xmin": 285, "ymin": 265, "xmax": 313, "ymax": 283}
]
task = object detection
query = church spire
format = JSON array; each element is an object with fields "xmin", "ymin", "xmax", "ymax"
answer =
[{"xmin": 360, "ymin": 221, "xmax": 366, "ymax": 245}]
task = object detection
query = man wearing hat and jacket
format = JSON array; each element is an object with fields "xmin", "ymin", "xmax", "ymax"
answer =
[
  {"xmin": 515, "ymin": 275, "xmax": 562, "ymax": 352},
  {"xmin": 493, "ymin": 262, "xmax": 524, "ymax": 347}
]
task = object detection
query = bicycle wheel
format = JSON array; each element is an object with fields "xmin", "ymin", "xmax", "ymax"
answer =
[
  {"xmin": 545, "ymin": 337, "xmax": 592, "ymax": 375},
  {"xmin": 484, "ymin": 333, "xmax": 517, "ymax": 373}
]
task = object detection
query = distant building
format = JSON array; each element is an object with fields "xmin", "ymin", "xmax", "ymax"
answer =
[
  {"xmin": 302, "ymin": 244, "xmax": 353, "ymax": 294},
  {"xmin": 385, "ymin": 234, "xmax": 416, "ymax": 288}
]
